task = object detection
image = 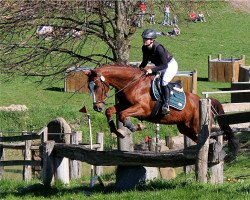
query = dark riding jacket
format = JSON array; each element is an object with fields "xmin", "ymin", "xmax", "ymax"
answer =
[{"xmin": 139, "ymin": 41, "xmax": 173, "ymax": 73}]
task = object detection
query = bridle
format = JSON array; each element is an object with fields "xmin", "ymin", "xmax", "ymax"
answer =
[{"xmin": 88, "ymin": 74, "xmax": 110, "ymax": 106}]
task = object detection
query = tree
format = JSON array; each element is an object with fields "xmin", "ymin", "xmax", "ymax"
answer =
[
  {"xmin": 0, "ymin": 0, "xmax": 141, "ymax": 151},
  {"xmin": 0, "ymin": 0, "xmax": 138, "ymax": 80}
]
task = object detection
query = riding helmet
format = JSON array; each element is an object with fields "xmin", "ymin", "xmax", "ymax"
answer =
[{"xmin": 142, "ymin": 29, "xmax": 157, "ymax": 39}]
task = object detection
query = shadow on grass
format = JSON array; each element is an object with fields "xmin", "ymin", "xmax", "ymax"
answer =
[
  {"xmin": 44, "ymin": 87, "xmax": 64, "ymax": 92},
  {"xmin": 216, "ymin": 87, "xmax": 231, "ymax": 91},
  {"xmin": 0, "ymin": 179, "xmax": 176, "ymax": 198},
  {"xmin": 9, "ymin": 178, "xmax": 192, "ymax": 197},
  {"xmin": 197, "ymin": 77, "xmax": 208, "ymax": 82}
]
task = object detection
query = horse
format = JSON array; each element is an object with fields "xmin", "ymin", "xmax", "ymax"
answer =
[{"xmin": 83, "ymin": 64, "xmax": 239, "ymax": 155}]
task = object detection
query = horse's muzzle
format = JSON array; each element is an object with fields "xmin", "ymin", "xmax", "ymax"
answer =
[{"xmin": 93, "ymin": 103, "xmax": 104, "ymax": 112}]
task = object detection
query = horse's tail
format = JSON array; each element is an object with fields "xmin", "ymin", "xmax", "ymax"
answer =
[{"xmin": 209, "ymin": 98, "xmax": 239, "ymax": 160}]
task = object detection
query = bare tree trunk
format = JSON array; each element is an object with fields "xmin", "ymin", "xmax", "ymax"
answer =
[{"xmin": 114, "ymin": 1, "xmax": 133, "ymax": 151}]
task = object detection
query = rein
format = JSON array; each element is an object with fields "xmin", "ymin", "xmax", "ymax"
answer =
[{"xmin": 106, "ymin": 72, "xmax": 147, "ymax": 100}]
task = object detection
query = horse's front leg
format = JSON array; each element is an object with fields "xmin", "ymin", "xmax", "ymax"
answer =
[
  {"xmin": 105, "ymin": 105, "xmax": 126, "ymax": 138},
  {"xmin": 118, "ymin": 104, "xmax": 148, "ymax": 133}
]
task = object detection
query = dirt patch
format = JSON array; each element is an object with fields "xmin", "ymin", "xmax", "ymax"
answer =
[
  {"xmin": 0, "ymin": 104, "xmax": 28, "ymax": 111},
  {"xmin": 229, "ymin": 0, "xmax": 250, "ymax": 14}
]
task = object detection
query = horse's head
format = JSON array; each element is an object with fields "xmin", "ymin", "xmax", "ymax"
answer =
[{"xmin": 83, "ymin": 69, "xmax": 110, "ymax": 112}]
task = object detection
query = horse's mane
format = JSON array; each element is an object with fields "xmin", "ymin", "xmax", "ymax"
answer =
[{"xmin": 96, "ymin": 63, "xmax": 142, "ymax": 73}]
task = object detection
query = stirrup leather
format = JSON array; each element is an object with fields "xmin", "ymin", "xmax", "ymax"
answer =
[{"xmin": 162, "ymin": 104, "xmax": 170, "ymax": 115}]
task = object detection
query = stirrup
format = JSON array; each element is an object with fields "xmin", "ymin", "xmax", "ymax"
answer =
[{"xmin": 162, "ymin": 104, "xmax": 170, "ymax": 115}]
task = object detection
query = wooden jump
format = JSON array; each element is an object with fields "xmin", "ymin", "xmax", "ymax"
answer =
[
  {"xmin": 42, "ymin": 99, "xmax": 225, "ymax": 186},
  {"xmin": 51, "ymin": 142, "xmax": 224, "ymax": 168}
]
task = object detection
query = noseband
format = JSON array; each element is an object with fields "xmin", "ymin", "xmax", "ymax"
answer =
[{"xmin": 89, "ymin": 74, "xmax": 109, "ymax": 106}]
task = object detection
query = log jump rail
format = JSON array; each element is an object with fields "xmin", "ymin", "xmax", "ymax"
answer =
[
  {"xmin": 42, "ymin": 99, "xmax": 225, "ymax": 186},
  {"xmin": 51, "ymin": 142, "xmax": 223, "ymax": 168}
]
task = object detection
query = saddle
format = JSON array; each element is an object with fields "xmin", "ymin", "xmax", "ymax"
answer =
[{"xmin": 151, "ymin": 73, "xmax": 186, "ymax": 112}]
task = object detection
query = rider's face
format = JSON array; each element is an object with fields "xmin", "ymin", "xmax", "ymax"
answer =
[{"xmin": 143, "ymin": 38, "xmax": 154, "ymax": 47}]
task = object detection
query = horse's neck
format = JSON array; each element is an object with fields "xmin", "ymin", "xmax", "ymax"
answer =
[{"xmin": 103, "ymin": 68, "xmax": 139, "ymax": 90}]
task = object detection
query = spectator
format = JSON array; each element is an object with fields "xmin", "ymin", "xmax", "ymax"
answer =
[
  {"xmin": 149, "ymin": 13, "xmax": 156, "ymax": 24},
  {"xmin": 189, "ymin": 11, "xmax": 197, "ymax": 22},
  {"xmin": 131, "ymin": 14, "xmax": 141, "ymax": 27},
  {"xmin": 36, "ymin": 25, "xmax": 54, "ymax": 39},
  {"xmin": 197, "ymin": 11, "xmax": 206, "ymax": 22},
  {"xmin": 139, "ymin": 1, "xmax": 147, "ymax": 25},
  {"xmin": 167, "ymin": 24, "xmax": 181, "ymax": 36},
  {"xmin": 171, "ymin": 14, "xmax": 178, "ymax": 26},
  {"xmin": 162, "ymin": 4, "xmax": 170, "ymax": 26}
]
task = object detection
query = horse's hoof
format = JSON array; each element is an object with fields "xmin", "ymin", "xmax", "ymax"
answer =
[
  {"xmin": 136, "ymin": 123, "xmax": 146, "ymax": 131},
  {"xmin": 116, "ymin": 129, "xmax": 126, "ymax": 138}
]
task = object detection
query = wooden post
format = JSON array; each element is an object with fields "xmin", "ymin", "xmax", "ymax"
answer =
[
  {"xmin": 184, "ymin": 136, "xmax": 195, "ymax": 173},
  {"xmin": 95, "ymin": 132, "xmax": 104, "ymax": 176},
  {"xmin": 0, "ymin": 132, "xmax": 4, "ymax": 180},
  {"xmin": 42, "ymin": 141, "xmax": 55, "ymax": 187},
  {"xmin": 116, "ymin": 94, "xmax": 134, "ymax": 152},
  {"xmin": 47, "ymin": 118, "xmax": 71, "ymax": 185},
  {"xmin": 23, "ymin": 133, "xmax": 32, "ymax": 181},
  {"xmin": 192, "ymin": 70, "xmax": 197, "ymax": 94},
  {"xmin": 231, "ymin": 57, "xmax": 235, "ymax": 82},
  {"xmin": 70, "ymin": 131, "xmax": 82, "ymax": 179},
  {"xmin": 117, "ymin": 121, "xmax": 134, "ymax": 151},
  {"xmin": 218, "ymin": 54, "xmax": 221, "ymax": 60},
  {"xmin": 55, "ymin": 156, "xmax": 70, "ymax": 184},
  {"xmin": 210, "ymin": 142, "xmax": 224, "ymax": 183},
  {"xmin": 41, "ymin": 127, "xmax": 48, "ymax": 143},
  {"xmin": 208, "ymin": 55, "xmax": 211, "ymax": 82},
  {"xmin": 195, "ymin": 99, "xmax": 211, "ymax": 183},
  {"xmin": 165, "ymin": 136, "xmax": 173, "ymax": 149}
]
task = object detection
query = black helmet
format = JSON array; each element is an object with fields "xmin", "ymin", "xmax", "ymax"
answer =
[{"xmin": 142, "ymin": 29, "xmax": 157, "ymax": 39}]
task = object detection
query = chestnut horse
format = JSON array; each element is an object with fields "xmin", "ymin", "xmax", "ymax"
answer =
[{"xmin": 83, "ymin": 64, "xmax": 238, "ymax": 154}]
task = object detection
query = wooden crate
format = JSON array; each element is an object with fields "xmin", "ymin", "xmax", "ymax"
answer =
[
  {"xmin": 208, "ymin": 54, "xmax": 245, "ymax": 82},
  {"xmin": 231, "ymin": 82, "xmax": 250, "ymax": 103},
  {"xmin": 172, "ymin": 70, "xmax": 197, "ymax": 94},
  {"xmin": 239, "ymin": 65, "xmax": 250, "ymax": 82},
  {"xmin": 64, "ymin": 67, "xmax": 90, "ymax": 93}
]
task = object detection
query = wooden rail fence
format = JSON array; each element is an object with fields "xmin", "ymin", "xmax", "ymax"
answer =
[
  {"xmin": 0, "ymin": 126, "xmax": 104, "ymax": 182},
  {"xmin": 42, "ymin": 99, "xmax": 226, "ymax": 186},
  {"xmin": 0, "ymin": 129, "xmax": 47, "ymax": 181}
]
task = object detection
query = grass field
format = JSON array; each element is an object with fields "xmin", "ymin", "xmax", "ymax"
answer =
[{"xmin": 0, "ymin": 1, "xmax": 250, "ymax": 199}]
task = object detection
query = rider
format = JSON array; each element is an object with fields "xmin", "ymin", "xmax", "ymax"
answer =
[{"xmin": 139, "ymin": 29, "xmax": 178, "ymax": 115}]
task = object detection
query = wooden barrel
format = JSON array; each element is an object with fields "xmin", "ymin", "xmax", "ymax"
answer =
[
  {"xmin": 64, "ymin": 67, "xmax": 90, "ymax": 93},
  {"xmin": 208, "ymin": 54, "xmax": 245, "ymax": 82}
]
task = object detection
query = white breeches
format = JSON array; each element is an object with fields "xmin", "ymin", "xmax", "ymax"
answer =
[{"xmin": 161, "ymin": 58, "xmax": 178, "ymax": 86}]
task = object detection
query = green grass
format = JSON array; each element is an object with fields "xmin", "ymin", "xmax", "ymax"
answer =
[
  {"xmin": 0, "ymin": 1, "xmax": 250, "ymax": 199},
  {"xmin": 0, "ymin": 151, "xmax": 249, "ymax": 200}
]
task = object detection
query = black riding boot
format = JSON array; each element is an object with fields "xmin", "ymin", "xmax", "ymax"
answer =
[{"xmin": 161, "ymin": 85, "xmax": 170, "ymax": 115}]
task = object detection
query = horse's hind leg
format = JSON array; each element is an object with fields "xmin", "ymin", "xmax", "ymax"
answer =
[{"xmin": 177, "ymin": 123, "xmax": 198, "ymax": 143}]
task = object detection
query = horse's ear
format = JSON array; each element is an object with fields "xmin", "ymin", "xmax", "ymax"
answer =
[{"xmin": 82, "ymin": 69, "xmax": 92, "ymax": 76}]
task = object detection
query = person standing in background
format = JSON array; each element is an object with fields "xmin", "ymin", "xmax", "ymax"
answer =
[
  {"xmin": 162, "ymin": 4, "xmax": 170, "ymax": 26},
  {"xmin": 139, "ymin": 1, "xmax": 147, "ymax": 25}
]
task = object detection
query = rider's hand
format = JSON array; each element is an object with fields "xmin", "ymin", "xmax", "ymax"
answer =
[{"xmin": 146, "ymin": 69, "xmax": 152, "ymax": 75}]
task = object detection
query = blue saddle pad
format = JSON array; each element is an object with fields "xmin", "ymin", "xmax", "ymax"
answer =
[{"xmin": 152, "ymin": 76, "xmax": 186, "ymax": 111}]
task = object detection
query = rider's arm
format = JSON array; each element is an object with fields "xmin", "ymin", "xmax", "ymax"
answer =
[{"xmin": 139, "ymin": 46, "xmax": 149, "ymax": 69}]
